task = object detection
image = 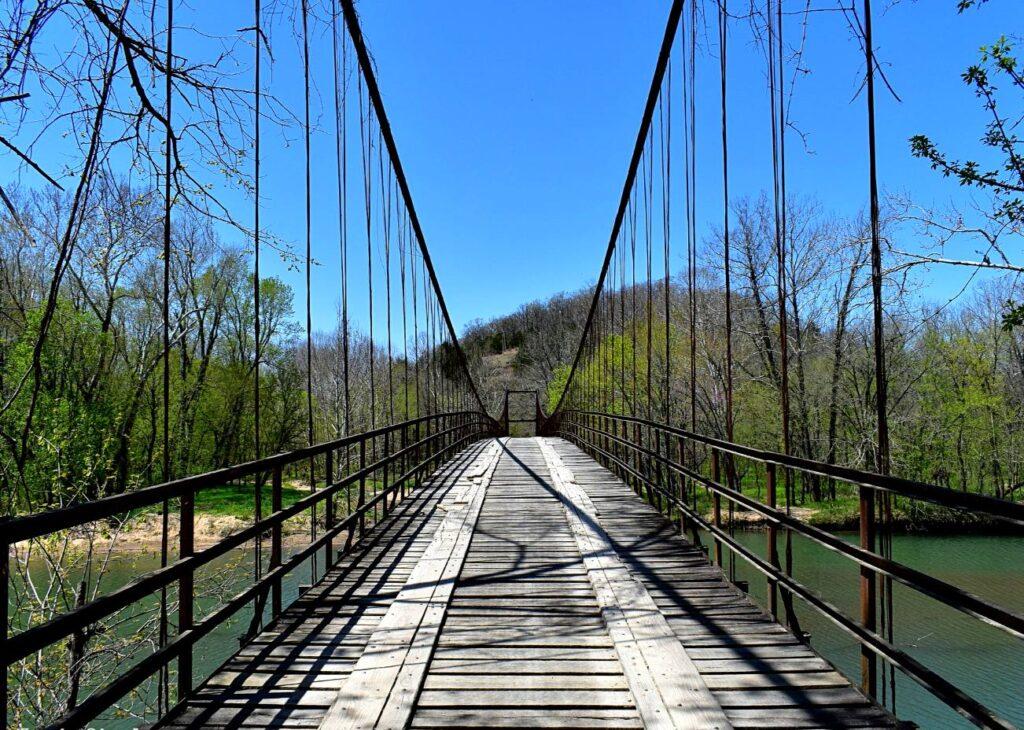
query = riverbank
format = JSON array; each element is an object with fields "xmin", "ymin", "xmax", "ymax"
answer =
[
  {"xmin": 714, "ymin": 497, "xmax": 1023, "ymax": 534},
  {"xmin": 8, "ymin": 479, "xmax": 381, "ymax": 557}
]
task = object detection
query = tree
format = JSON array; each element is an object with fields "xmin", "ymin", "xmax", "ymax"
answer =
[{"xmin": 905, "ymin": 1, "xmax": 1024, "ymax": 329}]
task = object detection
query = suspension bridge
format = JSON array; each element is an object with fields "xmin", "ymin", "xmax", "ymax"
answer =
[{"xmin": 3, "ymin": 0, "xmax": 1022, "ymax": 728}]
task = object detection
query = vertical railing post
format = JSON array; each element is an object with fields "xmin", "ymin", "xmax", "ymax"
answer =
[
  {"xmin": 711, "ymin": 450, "xmax": 723, "ymax": 568},
  {"xmin": 637, "ymin": 424, "xmax": 649, "ymax": 505},
  {"xmin": 372, "ymin": 434, "xmax": 380, "ymax": 526},
  {"xmin": 271, "ymin": 465, "xmax": 283, "ymax": 618},
  {"xmin": 766, "ymin": 462, "xmax": 779, "ymax": 621},
  {"xmin": 632, "ymin": 422, "xmax": 642, "ymax": 497},
  {"xmin": 179, "ymin": 487, "xmax": 194, "ymax": 701},
  {"xmin": 599, "ymin": 415, "xmax": 608, "ymax": 467},
  {"xmin": 358, "ymin": 438, "xmax": 367, "ymax": 539},
  {"xmin": 1, "ymin": 527, "xmax": 9, "ymax": 730},
  {"xmin": 414, "ymin": 420, "xmax": 422, "ymax": 486},
  {"xmin": 676, "ymin": 435, "xmax": 687, "ymax": 534},
  {"xmin": 382, "ymin": 430, "xmax": 391, "ymax": 518},
  {"xmin": 618, "ymin": 419, "xmax": 627, "ymax": 481},
  {"xmin": 325, "ymin": 449, "xmax": 335, "ymax": 570},
  {"xmin": 345, "ymin": 444, "xmax": 353, "ymax": 523},
  {"xmin": 424, "ymin": 419, "xmax": 433, "ymax": 476},
  {"xmin": 401, "ymin": 423, "xmax": 409, "ymax": 499},
  {"xmin": 860, "ymin": 485, "xmax": 878, "ymax": 699},
  {"xmin": 653, "ymin": 428, "xmax": 664, "ymax": 514}
]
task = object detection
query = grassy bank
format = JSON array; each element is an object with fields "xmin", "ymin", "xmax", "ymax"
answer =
[{"xmin": 651, "ymin": 479, "xmax": 1021, "ymax": 535}]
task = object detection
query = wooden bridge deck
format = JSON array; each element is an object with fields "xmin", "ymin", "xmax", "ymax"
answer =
[{"xmin": 163, "ymin": 438, "xmax": 895, "ymax": 729}]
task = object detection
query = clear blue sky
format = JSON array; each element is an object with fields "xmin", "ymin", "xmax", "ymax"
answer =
[
  {"xmin": 272, "ymin": 0, "xmax": 1020, "ymax": 333},
  {"xmin": 4, "ymin": 1, "xmax": 1019, "ymax": 335}
]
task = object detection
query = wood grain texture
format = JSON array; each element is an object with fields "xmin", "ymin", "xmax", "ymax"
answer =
[{"xmin": 160, "ymin": 437, "xmax": 896, "ymax": 729}]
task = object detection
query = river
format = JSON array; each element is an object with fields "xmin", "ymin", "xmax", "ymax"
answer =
[
  {"xmin": 9, "ymin": 534, "xmax": 1023, "ymax": 728},
  {"xmin": 728, "ymin": 531, "xmax": 1024, "ymax": 728}
]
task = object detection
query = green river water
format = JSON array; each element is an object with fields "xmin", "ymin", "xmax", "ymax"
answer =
[
  {"xmin": 9, "ymin": 534, "xmax": 1023, "ymax": 728},
  {"xmin": 727, "ymin": 531, "xmax": 1024, "ymax": 729}
]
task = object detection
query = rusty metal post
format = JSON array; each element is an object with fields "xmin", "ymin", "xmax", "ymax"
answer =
[
  {"xmin": 271, "ymin": 465, "xmax": 283, "ymax": 617},
  {"xmin": 860, "ymin": 486, "xmax": 878, "ymax": 698},
  {"xmin": 382, "ymin": 431, "xmax": 391, "ymax": 519},
  {"xmin": 325, "ymin": 449, "xmax": 335, "ymax": 568},
  {"xmin": 653, "ymin": 428, "xmax": 664, "ymax": 514},
  {"xmin": 711, "ymin": 450, "xmax": 723, "ymax": 567},
  {"xmin": 676, "ymin": 435, "xmax": 687, "ymax": 534},
  {"xmin": 178, "ymin": 487, "xmax": 194, "ymax": 700},
  {"xmin": 766, "ymin": 463, "xmax": 779, "ymax": 620},
  {"xmin": 632, "ymin": 422, "xmax": 642, "ymax": 497},
  {"xmin": 401, "ymin": 423, "xmax": 409, "ymax": 499},
  {"xmin": 358, "ymin": 439, "xmax": 367, "ymax": 538},
  {"xmin": 2, "ymin": 527, "xmax": 9, "ymax": 730}
]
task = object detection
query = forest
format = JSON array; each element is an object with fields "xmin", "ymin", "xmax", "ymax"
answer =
[
  {"xmin": 463, "ymin": 194, "xmax": 1024, "ymax": 515},
  {"xmin": 0, "ymin": 177, "xmax": 467, "ymax": 518}
]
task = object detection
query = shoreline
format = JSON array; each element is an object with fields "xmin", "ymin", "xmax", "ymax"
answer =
[
  {"xmin": 12, "ymin": 500, "xmax": 1022, "ymax": 560},
  {"xmin": 709, "ymin": 505, "xmax": 1024, "ymax": 536}
]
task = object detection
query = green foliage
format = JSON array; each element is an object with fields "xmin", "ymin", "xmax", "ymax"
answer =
[{"xmin": 910, "ymin": 4, "xmax": 1023, "ymax": 329}]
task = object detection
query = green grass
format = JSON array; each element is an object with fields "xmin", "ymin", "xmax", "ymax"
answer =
[
  {"xmin": 137, "ymin": 478, "xmax": 391, "ymax": 522},
  {"xmin": 192, "ymin": 483, "xmax": 309, "ymax": 520},
  {"xmin": 195, "ymin": 479, "xmax": 391, "ymax": 518}
]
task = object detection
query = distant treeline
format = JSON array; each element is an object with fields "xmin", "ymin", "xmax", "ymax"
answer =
[
  {"xmin": 463, "ymin": 196, "xmax": 1024, "ymax": 503},
  {"xmin": 0, "ymin": 179, "xmax": 467, "ymax": 516}
]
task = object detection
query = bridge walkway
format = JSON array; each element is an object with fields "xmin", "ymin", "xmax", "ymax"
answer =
[{"xmin": 162, "ymin": 438, "xmax": 894, "ymax": 729}]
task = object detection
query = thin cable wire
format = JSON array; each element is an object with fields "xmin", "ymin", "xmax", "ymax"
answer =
[
  {"xmin": 660, "ymin": 69, "xmax": 672, "ymax": 425},
  {"xmin": 864, "ymin": 0, "xmax": 895, "ymax": 708},
  {"xmin": 381, "ymin": 151, "xmax": 396, "ymax": 425},
  {"xmin": 359, "ymin": 78, "xmax": 376, "ymax": 429},
  {"xmin": 333, "ymin": 0, "xmax": 351, "ymax": 442},
  {"xmin": 158, "ymin": 0, "xmax": 174, "ymax": 712},
  {"xmin": 301, "ymin": 0, "xmax": 317, "ymax": 581},
  {"xmin": 252, "ymin": 0, "xmax": 264, "ymax": 627}
]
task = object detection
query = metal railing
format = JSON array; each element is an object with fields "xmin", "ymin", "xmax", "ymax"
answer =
[
  {"xmin": 2, "ymin": 411, "xmax": 496, "ymax": 730},
  {"xmin": 498, "ymin": 389, "xmax": 546, "ymax": 436},
  {"xmin": 554, "ymin": 409, "xmax": 1022, "ymax": 729}
]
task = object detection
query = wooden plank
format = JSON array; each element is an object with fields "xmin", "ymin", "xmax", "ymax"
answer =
[
  {"xmin": 317, "ymin": 440, "xmax": 502, "ymax": 729},
  {"xmin": 549, "ymin": 439, "xmax": 896, "ymax": 730},
  {"xmin": 161, "ymin": 441, "xmax": 494, "ymax": 730},
  {"xmin": 410, "ymin": 708, "xmax": 644, "ymax": 729},
  {"xmin": 538, "ymin": 438, "xmax": 732, "ymax": 730},
  {"xmin": 409, "ymin": 437, "xmax": 646, "ymax": 729}
]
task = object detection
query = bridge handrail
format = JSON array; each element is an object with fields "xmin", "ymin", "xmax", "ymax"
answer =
[
  {"xmin": 6, "ymin": 411, "xmax": 487, "ymax": 544},
  {"xmin": 559, "ymin": 410, "xmax": 1020, "ymax": 729},
  {"xmin": 562, "ymin": 410, "xmax": 1024, "ymax": 524},
  {"xmin": 2, "ymin": 411, "xmax": 496, "ymax": 729}
]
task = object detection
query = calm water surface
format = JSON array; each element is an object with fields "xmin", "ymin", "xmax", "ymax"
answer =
[
  {"xmin": 11, "ymin": 535, "xmax": 1023, "ymax": 728},
  {"xmin": 727, "ymin": 531, "xmax": 1024, "ymax": 729}
]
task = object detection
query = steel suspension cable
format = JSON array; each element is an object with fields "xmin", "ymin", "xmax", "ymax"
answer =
[
  {"xmin": 358, "ymin": 78, "xmax": 376, "ymax": 429},
  {"xmin": 382, "ymin": 156, "xmax": 396, "ymax": 425},
  {"xmin": 683, "ymin": 1, "xmax": 697, "ymax": 442},
  {"xmin": 411, "ymin": 244, "xmax": 420, "ymax": 417},
  {"xmin": 158, "ymin": 0, "xmax": 174, "ymax": 712},
  {"xmin": 332, "ymin": 0, "xmax": 351, "ymax": 442},
  {"xmin": 631, "ymin": 190, "xmax": 638, "ymax": 416},
  {"xmin": 644, "ymin": 143, "xmax": 654, "ymax": 422},
  {"xmin": 864, "ymin": 0, "xmax": 893, "ymax": 706},
  {"xmin": 399, "ymin": 210, "xmax": 410, "ymax": 418},
  {"xmin": 301, "ymin": 0, "xmax": 318, "ymax": 581},
  {"xmin": 719, "ymin": 1, "xmax": 733, "ymax": 466},
  {"xmin": 548, "ymin": 0, "xmax": 684, "ymax": 417},
  {"xmin": 252, "ymin": 0, "xmax": 264, "ymax": 630},
  {"xmin": 339, "ymin": 0, "xmax": 486, "ymax": 414},
  {"xmin": 719, "ymin": 0, "xmax": 737, "ymax": 582},
  {"xmin": 660, "ymin": 72, "xmax": 672, "ymax": 425}
]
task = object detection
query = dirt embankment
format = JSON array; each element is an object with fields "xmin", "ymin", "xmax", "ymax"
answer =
[{"xmin": 53, "ymin": 512, "xmax": 315, "ymax": 553}]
